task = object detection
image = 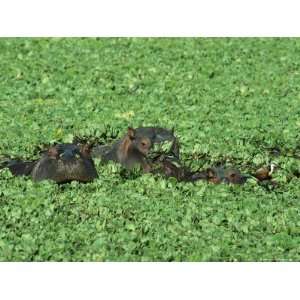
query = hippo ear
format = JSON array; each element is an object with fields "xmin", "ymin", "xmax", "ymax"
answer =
[
  {"xmin": 127, "ymin": 127, "xmax": 136, "ymax": 140},
  {"xmin": 207, "ymin": 168, "xmax": 215, "ymax": 178},
  {"xmin": 81, "ymin": 143, "xmax": 92, "ymax": 156},
  {"xmin": 47, "ymin": 146, "xmax": 58, "ymax": 158},
  {"xmin": 170, "ymin": 138, "xmax": 180, "ymax": 159},
  {"xmin": 86, "ymin": 142, "xmax": 94, "ymax": 150}
]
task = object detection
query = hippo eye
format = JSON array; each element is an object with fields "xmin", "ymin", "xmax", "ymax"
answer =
[{"xmin": 141, "ymin": 140, "xmax": 149, "ymax": 147}]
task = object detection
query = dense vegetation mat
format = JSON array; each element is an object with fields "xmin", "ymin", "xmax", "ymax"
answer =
[{"xmin": 0, "ymin": 38, "xmax": 300, "ymax": 261}]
